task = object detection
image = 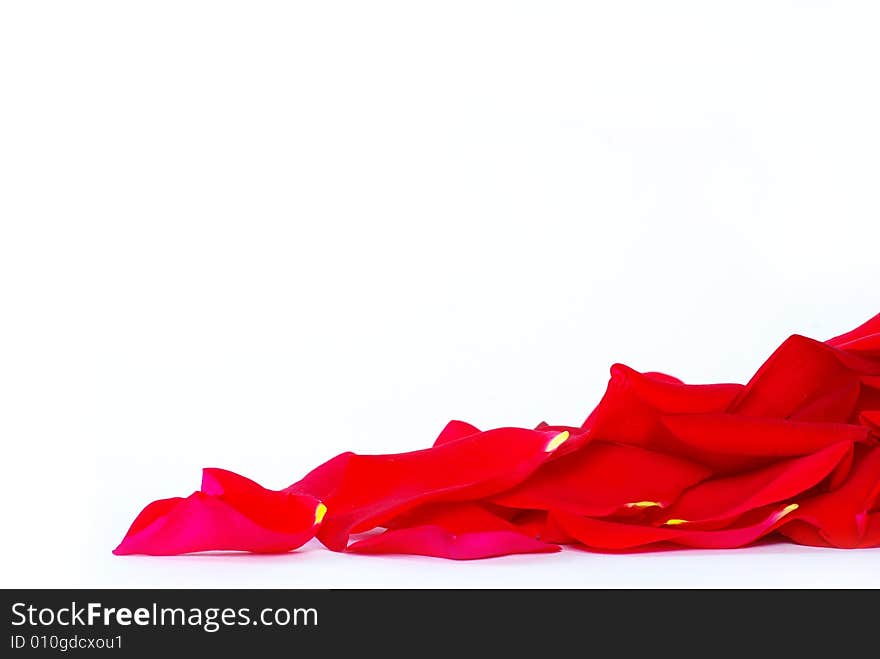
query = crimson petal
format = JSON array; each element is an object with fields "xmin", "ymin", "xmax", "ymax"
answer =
[{"xmin": 113, "ymin": 470, "xmax": 321, "ymax": 555}]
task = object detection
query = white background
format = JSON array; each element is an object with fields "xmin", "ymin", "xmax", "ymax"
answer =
[{"xmin": 2, "ymin": 2, "xmax": 879, "ymax": 588}]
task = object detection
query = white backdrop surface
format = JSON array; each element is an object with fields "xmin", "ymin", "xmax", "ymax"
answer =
[{"xmin": 1, "ymin": 2, "xmax": 879, "ymax": 587}]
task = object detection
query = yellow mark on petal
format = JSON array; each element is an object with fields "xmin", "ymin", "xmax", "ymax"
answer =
[
  {"xmin": 545, "ymin": 431, "xmax": 570, "ymax": 453},
  {"xmin": 314, "ymin": 502, "xmax": 328, "ymax": 525},
  {"xmin": 664, "ymin": 518, "xmax": 688, "ymax": 526},
  {"xmin": 775, "ymin": 503, "xmax": 798, "ymax": 520},
  {"xmin": 625, "ymin": 501, "xmax": 664, "ymax": 509}
]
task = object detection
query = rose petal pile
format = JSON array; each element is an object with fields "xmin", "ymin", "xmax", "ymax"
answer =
[{"xmin": 114, "ymin": 313, "xmax": 880, "ymax": 558}]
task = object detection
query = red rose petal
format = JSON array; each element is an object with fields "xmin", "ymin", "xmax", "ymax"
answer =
[
  {"xmin": 112, "ymin": 476, "xmax": 321, "ymax": 556},
  {"xmin": 201, "ymin": 468, "xmax": 324, "ymax": 534}
]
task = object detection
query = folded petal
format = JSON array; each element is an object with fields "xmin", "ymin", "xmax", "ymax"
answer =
[
  {"xmin": 492, "ymin": 441, "xmax": 710, "ymax": 516},
  {"xmin": 113, "ymin": 471, "xmax": 322, "ymax": 556},
  {"xmin": 612, "ymin": 364, "xmax": 743, "ymax": 412},
  {"xmin": 583, "ymin": 363, "xmax": 742, "ymax": 452},
  {"xmin": 201, "ymin": 468, "xmax": 324, "ymax": 534}
]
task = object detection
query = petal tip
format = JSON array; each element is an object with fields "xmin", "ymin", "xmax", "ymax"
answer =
[
  {"xmin": 625, "ymin": 501, "xmax": 664, "ymax": 509},
  {"xmin": 314, "ymin": 502, "xmax": 328, "ymax": 525},
  {"xmin": 545, "ymin": 430, "xmax": 570, "ymax": 452}
]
